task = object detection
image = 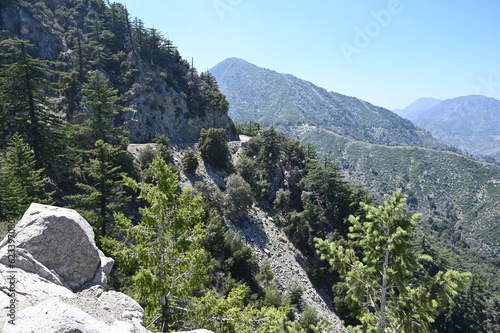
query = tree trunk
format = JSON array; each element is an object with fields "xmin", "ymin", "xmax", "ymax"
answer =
[
  {"xmin": 379, "ymin": 249, "xmax": 390, "ymax": 333},
  {"xmin": 21, "ymin": 43, "xmax": 42, "ymax": 168},
  {"xmin": 160, "ymin": 295, "xmax": 168, "ymax": 333}
]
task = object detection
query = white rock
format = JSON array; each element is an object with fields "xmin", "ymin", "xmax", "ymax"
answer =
[
  {"xmin": 0, "ymin": 203, "xmax": 151, "ymax": 332},
  {"xmin": 3, "ymin": 298, "xmax": 118, "ymax": 333},
  {"xmin": 0, "ymin": 203, "xmax": 103, "ymax": 290}
]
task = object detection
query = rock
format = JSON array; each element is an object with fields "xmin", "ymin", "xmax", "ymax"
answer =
[
  {"xmin": 0, "ymin": 203, "xmax": 111, "ymax": 291},
  {"xmin": 3, "ymin": 298, "xmax": 114, "ymax": 333},
  {"xmin": 0, "ymin": 247, "xmax": 66, "ymax": 287},
  {"xmin": 0, "ymin": 203, "xmax": 150, "ymax": 332},
  {"xmin": 3, "ymin": 297, "xmax": 149, "ymax": 333}
]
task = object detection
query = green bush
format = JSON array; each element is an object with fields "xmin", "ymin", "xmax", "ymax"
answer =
[
  {"xmin": 181, "ymin": 150, "xmax": 199, "ymax": 174},
  {"xmin": 198, "ymin": 128, "xmax": 229, "ymax": 169},
  {"xmin": 236, "ymin": 154, "xmax": 255, "ymax": 183}
]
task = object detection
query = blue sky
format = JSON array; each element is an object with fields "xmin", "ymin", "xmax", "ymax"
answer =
[{"xmin": 123, "ymin": 0, "xmax": 500, "ymax": 110}]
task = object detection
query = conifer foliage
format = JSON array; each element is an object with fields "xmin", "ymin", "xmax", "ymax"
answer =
[
  {"xmin": 0, "ymin": 134, "xmax": 52, "ymax": 219},
  {"xmin": 316, "ymin": 190, "xmax": 470, "ymax": 333},
  {"xmin": 103, "ymin": 156, "xmax": 209, "ymax": 331},
  {"xmin": 0, "ymin": 39, "xmax": 64, "ymax": 169}
]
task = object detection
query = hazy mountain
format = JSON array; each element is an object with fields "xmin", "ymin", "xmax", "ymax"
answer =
[
  {"xmin": 210, "ymin": 58, "xmax": 444, "ymax": 149},
  {"xmin": 393, "ymin": 97, "xmax": 442, "ymax": 118},
  {"xmin": 211, "ymin": 58, "xmax": 500, "ymax": 258},
  {"xmin": 398, "ymin": 95, "xmax": 500, "ymax": 161}
]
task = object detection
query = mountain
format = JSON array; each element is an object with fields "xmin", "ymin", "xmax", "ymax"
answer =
[
  {"xmin": 210, "ymin": 58, "xmax": 444, "ymax": 149},
  {"xmin": 393, "ymin": 97, "xmax": 442, "ymax": 118},
  {"xmin": 211, "ymin": 58, "xmax": 500, "ymax": 258},
  {"xmin": 0, "ymin": 0, "xmax": 237, "ymax": 143},
  {"xmin": 398, "ymin": 95, "xmax": 500, "ymax": 161}
]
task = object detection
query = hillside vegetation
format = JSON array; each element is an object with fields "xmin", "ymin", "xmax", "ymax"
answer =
[
  {"xmin": 1, "ymin": 1, "xmax": 499, "ymax": 332},
  {"xmin": 396, "ymin": 95, "xmax": 500, "ymax": 161},
  {"xmin": 211, "ymin": 58, "xmax": 445, "ymax": 149},
  {"xmin": 211, "ymin": 57, "xmax": 500, "ymax": 259}
]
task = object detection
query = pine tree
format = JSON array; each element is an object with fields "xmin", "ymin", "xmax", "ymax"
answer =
[
  {"xmin": 198, "ymin": 128, "xmax": 229, "ymax": 169},
  {"xmin": 0, "ymin": 39, "xmax": 65, "ymax": 169},
  {"xmin": 0, "ymin": 134, "xmax": 52, "ymax": 220},
  {"xmin": 301, "ymin": 158, "xmax": 353, "ymax": 233},
  {"xmin": 257, "ymin": 127, "xmax": 282, "ymax": 165},
  {"xmin": 102, "ymin": 156, "xmax": 209, "ymax": 331},
  {"xmin": 80, "ymin": 70, "xmax": 123, "ymax": 145},
  {"xmin": 66, "ymin": 139, "xmax": 127, "ymax": 238},
  {"xmin": 315, "ymin": 190, "xmax": 471, "ymax": 333}
]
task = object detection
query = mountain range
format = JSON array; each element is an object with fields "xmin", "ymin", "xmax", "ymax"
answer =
[
  {"xmin": 395, "ymin": 96, "xmax": 500, "ymax": 161},
  {"xmin": 210, "ymin": 58, "xmax": 500, "ymax": 258},
  {"xmin": 210, "ymin": 58, "xmax": 444, "ymax": 149}
]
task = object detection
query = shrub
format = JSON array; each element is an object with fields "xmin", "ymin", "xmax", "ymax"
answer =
[
  {"xmin": 181, "ymin": 150, "xmax": 199, "ymax": 174},
  {"xmin": 224, "ymin": 174, "xmax": 252, "ymax": 221},
  {"xmin": 274, "ymin": 189, "xmax": 291, "ymax": 213},
  {"xmin": 198, "ymin": 128, "xmax": 229, "ymax": 169},
  {"xmin": 236, "ymin": 154, "xmax": 255, "ymax": 183}
]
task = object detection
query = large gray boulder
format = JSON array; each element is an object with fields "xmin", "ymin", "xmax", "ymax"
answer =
[
  {"xmin": 0, "ymin": 203, "xmax": 150, "ymax": 332},
  {"xmin": 4, "ymin": 296, "xmax": 149, "ymax": 333},
  {"xmin": 0, "ymin": 203, "xmax": 109, "ymax": 291}
]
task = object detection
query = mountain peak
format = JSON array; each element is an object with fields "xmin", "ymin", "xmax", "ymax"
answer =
[{"xmin": 210, "ymin": 58, "xmax": 444, "ymax": 149}]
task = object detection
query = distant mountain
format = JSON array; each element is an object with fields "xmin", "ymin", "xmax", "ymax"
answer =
[
  {"xmin": 210, "ymin": 58, "xmax": 444, "ymax": 149},
  {"xmin": 211, "ymin": 58, "xmax": 500, "ymax": 258},
  {"xmin": 398, "ymin": 95, "xmax": 500, "ymax": 161},
  {"xmin": 393, "ymin": 97, "xmax": 442, "ymax": 118}
]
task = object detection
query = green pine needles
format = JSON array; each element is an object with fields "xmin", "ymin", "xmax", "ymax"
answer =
[{"xmin": 315, "ymin": 190, "xmax": 470, "ymax": 333}]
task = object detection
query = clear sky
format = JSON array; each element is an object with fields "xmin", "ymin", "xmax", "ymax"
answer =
[{"xmin": 122, "ymin": 0, "xmax": 500, "ymax": 110}]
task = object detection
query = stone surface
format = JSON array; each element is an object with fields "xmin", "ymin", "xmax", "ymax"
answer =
[
  {"xmin": 0, "ymin": 203, "xmax": 103, "ymax": 290},
  {"xmin": 0, "ymin": 203, "xmax": 149, "ymax": 332},
  {"xmin": 3, "ymin": 297, "xmax": 149, "ymax": 333}
]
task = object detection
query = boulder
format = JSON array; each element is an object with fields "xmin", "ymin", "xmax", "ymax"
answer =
[
  {"xmin": 3, "ymin": 297, "xmax": 149, "ymax": 333},
  {"xmin": 0, "ymin": 203, "xmax": 149, "ymax": 332},
  {"xmin": 0, "ymin": 203, "xmax": 113, "ymax": 291}
]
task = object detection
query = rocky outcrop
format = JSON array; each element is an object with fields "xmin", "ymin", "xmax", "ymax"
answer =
[
  {"xmin": 122, "ymin": 65, "xmax": 238, "ymax": 143},
  {"xmin": 0, "ymin": 203, "xmax": 150, "ymax": 333}
]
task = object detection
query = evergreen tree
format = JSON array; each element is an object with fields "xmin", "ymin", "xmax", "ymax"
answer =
[
  {"xmin": 198, "ymin": 128, "xmax": 229, "ymax": 169},
  {"xmin": 102, "ymin": 156, "xmax": 209, "ymax": 331},
  {"xmin": 0, "ymin": 39, "xmax": 65, "ymax": 168},
  {"xmin": 257, "ymin": 127, "xmax": 282, "ymax": 165},
  {"xmin": 301, "ymin": 158, "xmax": 354, "ymax": 233},
  {"xmin": 66, "ymin": 139, "xmax": 127, "ymax": 238},
  {"xmin": 181, "ymin": 149, "xmax": 199, "ymax": 174},
  {"xmin": 0, "ymin": 134, "xmax": 52, "ymax": 219},
  {"xmin": 315, "ymin": 190, "xmax": 471, "ymax": 333},
  {"xmin": 80, "ymin": 70, "xmax": 122, "ymax": 145}
]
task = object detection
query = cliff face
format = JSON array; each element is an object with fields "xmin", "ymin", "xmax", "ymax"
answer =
[
  {"xmin": 0, "ymin": 0, "xmax": 237, "ymax": 143},
  {"xmin": 121, "ymin": 62, "xmax": 237, "ymax": 143}
]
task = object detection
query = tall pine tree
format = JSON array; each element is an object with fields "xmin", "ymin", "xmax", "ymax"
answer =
[
  {"xmin": 0, "ymin": 39, "xmax": 65, "ymax": 169},
  {"xmin": 0, "ymin": 134, "xmax": 52, "ymax": 220},
  {"xmin": 65, "ymin": 139, "xmax": 127, "ymax": 238}
]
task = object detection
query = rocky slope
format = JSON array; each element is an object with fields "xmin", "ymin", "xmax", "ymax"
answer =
[
  {"xmin": 210, "ymin": 58, "xmax": 500, "ymax": 259},
  {"xmin": 157, "ymin": 140, "xmax": 347, "ymax": 331},
  {"xmin": 0, "ymin": 203, "xmax": 150, "ymax": 332},
  {"xmin": 0, "ymin": 0, "xmax": 237, "ymax": 143}
]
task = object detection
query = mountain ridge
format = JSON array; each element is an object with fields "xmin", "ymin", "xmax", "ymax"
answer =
[
  {"xmin": 396, "ymin": 95, "xmax": 500, "ymax": 160},
  {"xmin": 211, "ymin": 57, "xmax": 445, "ymax": 149},
  {"xmin": 210, "ymin": 57, "xmax": 500, "ymax": 258}
]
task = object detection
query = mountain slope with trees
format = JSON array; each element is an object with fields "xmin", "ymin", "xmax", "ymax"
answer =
[
  {"xmin": 0, "ymin": 1, "xmax": 498, "ymax": 332},
  {"xmin": 0, "ymin": 0, "xmax": 237, "ymax": 143},
  {"xmin": 395, "ymin": 95, "xmax": 500, "ymax": 161},
  {"xmin": 210, "ymin": 58, "xmax": 444, "ymax": 149},
  {"xmin": 210, "ymin": 58, "xmax": 500, "ymax": 259}
]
